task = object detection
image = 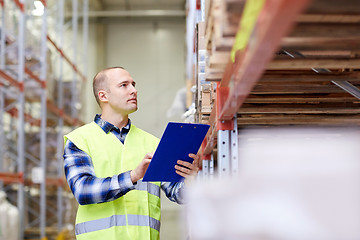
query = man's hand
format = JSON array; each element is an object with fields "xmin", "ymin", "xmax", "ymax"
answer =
[
  {"xmin": 130, "ymin": 153, "xmax": 154, "ymax": 183},
  {"xmin": 174, "ymin": 153, "xmax": 200, "ymax": 183}
]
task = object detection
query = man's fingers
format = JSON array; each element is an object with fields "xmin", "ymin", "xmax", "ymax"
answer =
[
  {"xmin": 175, "ymin": 164, "xmax": 190, "ymax": 173},
  {"xmin": 189, "ymin": 153, "xmax": 199, "ymax": 161},
  {"xmin": 177, "ymin": 160, "xmax": 194, "ymax": 169},
  {"xmin": 175, "ymin": 154, "xmax": 201, "ymax": 178},
  {"xmin": 175, "ymin": 162, "xmax": 199, "ymax": 175},
  {"xmin": 175, "ymin": 170, "xmax": 187, "ymax": 178},
  {"xmin": 188, "ymin": 153, "xmax": 200, "ymax": 166}
]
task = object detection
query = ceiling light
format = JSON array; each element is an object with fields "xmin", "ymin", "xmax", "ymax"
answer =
[{"xmin": 32, "ymin": 0, "xmax": 44, "ymax": 16}]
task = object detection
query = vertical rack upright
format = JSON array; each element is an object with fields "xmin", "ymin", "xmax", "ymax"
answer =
[{"xmin": 55, "ymin": 0, "xmax": 65, "ymax": 233}]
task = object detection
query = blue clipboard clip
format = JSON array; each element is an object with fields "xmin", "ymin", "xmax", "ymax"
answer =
[{"xmin": 143, "ymin": 122, "xmax": 210, "ymax": 182}]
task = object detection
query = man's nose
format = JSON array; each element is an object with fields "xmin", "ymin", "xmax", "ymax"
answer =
[{"xmin": 130, "ymin": 85, "xmax": 137, "ymax": 95}]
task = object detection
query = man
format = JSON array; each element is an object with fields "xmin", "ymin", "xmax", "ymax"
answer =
[{"xmin": 63, "ymin": 67, "xmax": 199, "ymax": 240}]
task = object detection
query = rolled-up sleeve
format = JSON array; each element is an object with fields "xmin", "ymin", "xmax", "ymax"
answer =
[{"xmin": 161, "ymin": 181, "xmax": 186, "ymax": 204}]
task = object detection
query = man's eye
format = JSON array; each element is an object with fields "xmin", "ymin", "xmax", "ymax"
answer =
[{"xmin": 120, "ymin": 84, "xmax": 127, "ymax": 87}]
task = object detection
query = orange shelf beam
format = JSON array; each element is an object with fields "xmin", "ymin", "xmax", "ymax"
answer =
[
  {"xmin": 24, "ymin": 67, "xmax": 46, "ymax": 88},
  {"xmin": 0, "ymin": 172, "xmax": 24, "ymax": 184},
  {"xmin": 0, "ymin": 173, "xmax": 65, "ymax": 187},
  {"xmin": 47, "ymin": 35, "xmax": 87, "ymax": 82},
  {"xmin": 7, "ymin": 107, "xmax": 41, "ymax": 126},
  {"xmin": 24, "ymin": 177, "xmax": 65, "ymax": 187},
  {"xmin": 47, "ymin": 100, "xmax": 81, "ymax": 126},
  {"xmin": 0, "ymin": 69, "xmax": 20, "ymax": 89},
  {"xmin": 12, "ymin": 0, "xmax": 24, "ymax": 12}
]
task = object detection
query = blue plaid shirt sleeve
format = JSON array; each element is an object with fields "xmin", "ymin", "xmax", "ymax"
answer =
[
  {"xmin": 63, "ymin": 139, "xmax": 135, "ymax": 205},
  {"xmin": 161, "ymin": 181, "xmax": 186, "ymax": 204}
]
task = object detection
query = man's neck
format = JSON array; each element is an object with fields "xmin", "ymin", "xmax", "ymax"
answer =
[{"xmin": 101, "ymin": 112, "xmax": 129, "ymax": 129}]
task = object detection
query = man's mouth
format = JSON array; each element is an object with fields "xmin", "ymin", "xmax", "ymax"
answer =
[{"xmin": 128, "ymin": 98, "xmax": 137, "ymax": 103}]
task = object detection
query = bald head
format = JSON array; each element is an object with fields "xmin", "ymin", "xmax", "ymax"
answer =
[{"xmin": 93, "ymin": 66, "xmax": 125, "ymax": 106}]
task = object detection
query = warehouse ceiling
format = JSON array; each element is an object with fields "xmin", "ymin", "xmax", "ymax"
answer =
[
  {"xmin": 100, "ymin": 0, "xmax": 186, "ymax": 10},
  {"xmin": 82, "ymin": 0, "xmax": 187, "ymax": 18}
]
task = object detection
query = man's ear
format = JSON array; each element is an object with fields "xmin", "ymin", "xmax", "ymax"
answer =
[{"xmin": 98, "ymin": 90, "xmax": 108, "ymax": 103}]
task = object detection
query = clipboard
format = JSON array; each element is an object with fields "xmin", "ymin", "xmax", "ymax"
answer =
[{"xmin": 142, "ymin": 122, "xmax": 210, "ymax": 182}]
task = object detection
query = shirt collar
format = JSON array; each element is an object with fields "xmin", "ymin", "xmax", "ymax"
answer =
[{"xmin": 94, "ymin": 114, "xmax": 131, "ymax": 134}]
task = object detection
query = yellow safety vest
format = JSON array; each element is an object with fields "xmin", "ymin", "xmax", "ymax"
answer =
[{"xmin": 64, "ymin": 122, "xmax": 161, "ymax": 240}]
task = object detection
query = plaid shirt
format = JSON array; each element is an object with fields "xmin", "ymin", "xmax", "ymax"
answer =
[{"xmin": 64, "ymin": 115, "xmax": 185, "ymax": 205}]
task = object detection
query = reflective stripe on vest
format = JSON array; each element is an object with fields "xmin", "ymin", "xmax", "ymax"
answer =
[
  {"xmin": 75, "ymin": 214, "xmax": 161, "ymax": 235},
  {"xmin": 135, "ymin": 180, "xmax": 160, "ymax": 197},
  {"xmin": 128, "ymin": 214, "xmax": 160, "ymax": 231}
]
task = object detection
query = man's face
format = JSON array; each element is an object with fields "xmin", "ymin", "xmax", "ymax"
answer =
[{"xmin": 103, "ymin": 68, "xmax": 138, "ymax": 115}]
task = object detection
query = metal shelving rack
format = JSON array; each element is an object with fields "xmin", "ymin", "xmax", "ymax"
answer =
[
  {"xmin": 191, "ymin": 0, "xmax": 310, "ymax": 176},
  {"xmin": 198, "ymin": 0, "xmax": 311, "ymax": 177},
  {"xmin": 195, "ymin": 0, "xmax": 360, "ymax": 178},
  {"xmin": 0, "ymin": 0, "xmax": 88, "ymax": 239},
  {"xmin": 188, "ymin": 2, "xmax": 360, "ymax": 239}
]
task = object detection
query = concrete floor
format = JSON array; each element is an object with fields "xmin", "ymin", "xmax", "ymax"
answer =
[{"xmin": 160, "ymin": 191, "xmax": 187, "ymax": 240}]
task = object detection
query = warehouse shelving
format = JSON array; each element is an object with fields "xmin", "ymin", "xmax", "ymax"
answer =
[
  {"xmin": 194, "ymin": 0, "xmax": 360, "ymax": 176},
  {"xmin": 0, "ymin": 0, "xmax": 88, "ymax": 239}
]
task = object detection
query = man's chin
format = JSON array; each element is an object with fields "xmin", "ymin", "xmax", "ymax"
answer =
[{"xmin": 128, "ymin": 107, "xmax": 138, "ymax": 114}]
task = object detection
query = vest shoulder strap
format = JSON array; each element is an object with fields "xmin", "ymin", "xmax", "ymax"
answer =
[{"xmin": 64, "ymin": 122, "xmax": 101, "ymax": 153}]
